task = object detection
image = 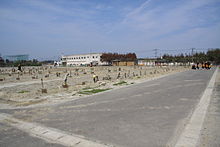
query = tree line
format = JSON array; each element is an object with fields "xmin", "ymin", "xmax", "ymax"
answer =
[
  {"xmin": 101, "ymin": 53, "xmax": 137, "ymax": 64},
  {"xmin": 0, "ymin": 59, "xmax": 42, "ymax": 67},
  {"xmin": 162, "ymin": 48, "xmax": 220, "ymax": 65}
]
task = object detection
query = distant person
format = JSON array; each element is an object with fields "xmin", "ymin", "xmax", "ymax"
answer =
[
  {"xmin": 192, "ymin": 64, "xmax": 196, "ymax": 70},
  {"xmin": 93, "ymin": 74, "xmax": 96, "ymax": 83},
  {"xmin": 202, "ymin": 63, "xmax": 205, "ymax": 69},
  {"xmin": 207, "ymin": 62, "xmax": 211, "ymax": 69},
  {"xmin": 205, "ymin": 62, "xmax": 209, "ymax": 70},
  {"xmin": 93, "ymin": 73, "xmax": 98, "ymax": 83},
  {"xmin": 196, "ymin": 63, "xmax": 199, "ymax": 69}
]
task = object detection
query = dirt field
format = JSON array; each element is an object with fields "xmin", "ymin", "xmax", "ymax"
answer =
[{"xmin": 0, "ymin": 65, "xmax": 190, "ymax": 109}]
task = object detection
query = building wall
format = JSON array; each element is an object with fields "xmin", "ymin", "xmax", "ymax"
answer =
[
  {"xmin": 113, "ymin": 61, "xmax": 136, "ymax": 66},
  {"xmin": 61, "ymin": 53, "xmax": 103, "ymax": 66},
  {"xmin": 126, "ymin": 61, "xmax": 136, "ymax": 66}
]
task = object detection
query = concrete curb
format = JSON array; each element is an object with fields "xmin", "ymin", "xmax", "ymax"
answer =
[
  {"xmin": 175, "ymin": 67, "xmax": 219, "ymax": 147},
  {"xmin": 0, "ymin": 113, "xmax": 113, "ymax": 147}
]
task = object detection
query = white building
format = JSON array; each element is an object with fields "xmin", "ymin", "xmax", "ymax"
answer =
[{"xmin": 61, "ymin": 53, "xmax": 104, "ymax": 66}]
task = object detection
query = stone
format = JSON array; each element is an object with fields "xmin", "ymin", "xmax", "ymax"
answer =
[
  {"xmin": 62, "ymin": 84, "xmax": 69, "ymax": 88},
  {"xmin": 98, "ymin": 81, "xmax": 106, "ymax": 86},
  {"xmin": 45, "ymin": 74, "xmax": 49, "ymax": 78},
  {"xmin": 103, "ymin": 75, "xmax": 111, "ymax": 80},
  {"xmin": 41, "ymin": 89, "xmax": 47, "ymax": 93}
]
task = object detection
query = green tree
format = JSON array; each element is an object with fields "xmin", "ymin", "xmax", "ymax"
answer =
[{"xmin": 207, "ymin": 49, "xmax": 220, "ymax": 64}]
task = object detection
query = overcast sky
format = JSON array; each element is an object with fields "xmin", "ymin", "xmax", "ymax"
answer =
[{"xmin": 0, "ymin": 0, "xmax": 220, "ymax": 60}]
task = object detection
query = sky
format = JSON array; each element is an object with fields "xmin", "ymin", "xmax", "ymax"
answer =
[{"xmin": 0, "ymin": 0, "xmax": 220, "ymax": 60}]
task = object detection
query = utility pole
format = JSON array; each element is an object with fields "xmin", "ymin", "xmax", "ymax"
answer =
[
  {"xmin": 153, "ymin": 49, "xmax": 159, "ymax": 59},
  {"xmin": 191, "ymin": 48, "xmax": 195, "ymax": 63},
  {"xmin": 90, "ymin": 48, "xmax": 91, "ymax": 58}
]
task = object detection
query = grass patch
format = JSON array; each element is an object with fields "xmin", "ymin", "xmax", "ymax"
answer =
[
  {"xmin": 18, "ymin": 90, "xmax": 29, "ymax": 93},
  {"xmin": 78, "ymin": 88, "xmax": 111, "ymax": 95},
  {"xmin": 113, "ymin": 81, "xmax": 127, "ymax": 86}
]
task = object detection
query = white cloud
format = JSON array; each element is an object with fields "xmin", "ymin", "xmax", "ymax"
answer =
[
  {"xmin": 125, "ymin": 0, "xmax": 153, "ymax": 18},
  {"xmin": 113, "ymin": 0, "xmax": 220, "ymax": 38}
]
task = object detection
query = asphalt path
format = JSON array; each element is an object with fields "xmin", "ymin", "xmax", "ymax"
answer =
[
  {"xmin": 0, "ymin": 68, "xmax": 217, "ymax": 147},
  {"xmin": 0, "ymin": 122, "xmax": 64, "ymax": 147}
]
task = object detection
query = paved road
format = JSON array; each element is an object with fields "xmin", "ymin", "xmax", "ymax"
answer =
[
  {"xmin": 0, "ymin": 122, "xmax": 64, "ymax": 147},
  {"xmin": 0, "ymin": 68, "xmax": 218, "ymax": 147}
]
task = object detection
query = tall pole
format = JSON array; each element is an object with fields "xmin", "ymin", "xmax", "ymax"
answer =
[
  {"xmin": 90, "ymin": 48, "xmax": 91, "ymax": 66},
  {"xmin": 191, "ymin": 48, "xmax": 195, "ymax": 63},
  {"xmin": 153, "ymin": 49, "xmax": 159, "ymax": 59}
]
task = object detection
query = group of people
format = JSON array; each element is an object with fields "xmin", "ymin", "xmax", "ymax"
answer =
[{"xmin": 192, "ymin": 62, "xmax": 211, "ymax": 70}]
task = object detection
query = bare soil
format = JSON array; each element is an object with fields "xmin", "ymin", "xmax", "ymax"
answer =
[{"xmin": 0, "ymin": 65, "xmax": 189, "ymax": 109}]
